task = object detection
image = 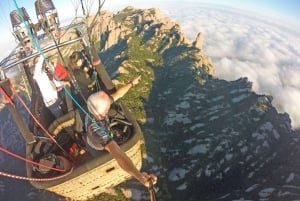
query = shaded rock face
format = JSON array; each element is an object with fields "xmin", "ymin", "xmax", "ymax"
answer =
[
  {"xmin": 0, "ymin": 102, "xmax": 27, "ymax": 162},
  {"xmin": 97, "ymin": 7, "xmax": 300, "ymax": 201},
  {"xmin": 1, "ymin": 6, "xmax": 300, "ymax": 201},
  {"xmin": 146, "ymin": 74, "xmax": 300, "ymax": 200},
  {"xmin": 0, "ymin": 98, "xmax": 62, "ymax": 201}
]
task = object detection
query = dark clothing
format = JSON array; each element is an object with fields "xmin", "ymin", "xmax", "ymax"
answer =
[
  {"xmin": 85, "ymin": 115, "xmax": 112, "ymax": 155},
  {"xmin": 72, "ymin": 69, "xmax": 97, "ymax": 105},
  {"xmin": 57, "ymin": 89, "xmax": 68, "ymax": 114},
  {"xmin": 47, "ymin": 98, "xmax": 64, "ymax": 118}
]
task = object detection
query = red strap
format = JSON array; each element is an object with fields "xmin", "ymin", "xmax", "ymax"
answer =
[{"xmin": 0, "ymin": 86, "xmax": 13, "ymax": 104}]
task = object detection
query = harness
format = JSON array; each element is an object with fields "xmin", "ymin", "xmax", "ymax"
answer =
[
  {"xmin": 70, "ymin": 50, "xmax": 101, "ymax": 104},
  {"xmin": 85, "ymin": 115, "xmax": 112, "ymax": 150}
]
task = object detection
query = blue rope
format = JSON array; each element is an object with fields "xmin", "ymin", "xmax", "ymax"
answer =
[
  {"xmin": 13, "ymin": 0, "xmax": 47, "ymax": 64},
  {"xmin": 12, "ymin": 0, "xmax": 112, "ymax": 139},
  {"xmin": 63, "ymin": 87, "xmax": 112, "ymax": 140}
]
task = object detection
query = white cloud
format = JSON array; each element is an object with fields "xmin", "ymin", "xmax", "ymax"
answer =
[
  {"xmin": 1, "ymin": 1, "xmax": 299, "ymax": 128},
  {"xmin": 157, "ymin": 3, "xmax": 300, "ymax": 128}
]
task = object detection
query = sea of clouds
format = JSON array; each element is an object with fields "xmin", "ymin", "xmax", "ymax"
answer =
[
  {"xmin": 124, "ymin": 2, "xmax": 300, "ymax": 129},
  {"xmin": 166, "ymin": 4, "xmax": 300, "ymax": 128},
  {"xmin": 2, "ymin": 1, "xmax": 300, "ymax": 128}
]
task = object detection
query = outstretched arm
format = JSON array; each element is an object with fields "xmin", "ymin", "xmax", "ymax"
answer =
[
  {"xmin": 33, "ymin": 56, "xmax": 44, "ymax": 75},
  {"xmin": 105, "ymin": 140, "xmax": 157, "ymax": 187},
  {"xmin": 111, "ymin": 75, "xmax": 141, "ymax": 102}
]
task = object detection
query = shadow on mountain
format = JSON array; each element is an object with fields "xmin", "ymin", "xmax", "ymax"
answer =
[
  {"xmin": 143, "ymin": 49, "xmax": 300, "ymax": 201},
  {"xmin": 99, "ymin": 39, "xmax": 129, "ymax": 78},
  {"xmin": 2, "ymin": 6, "xmax": 300, "ymax": 201},
  {"xmin": 138, "ymin": 17, "xmax": 300, "ymax": 201}
]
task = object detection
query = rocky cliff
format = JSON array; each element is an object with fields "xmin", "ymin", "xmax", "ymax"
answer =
[
  {"xmin": 1, "ymin": 6, "xmax": 300, "ymax": 201},
  {"xmin": 92, "ymin": 7, "xmax": 300, "ymax": 201}
]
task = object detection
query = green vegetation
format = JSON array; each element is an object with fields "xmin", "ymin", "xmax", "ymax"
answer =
[
  {"xmin": 257, "ymin": 102, "xmax": 268, "ymax": 111},
  {"xmin": 196, "ymin": 76, "xmax": 206, "ymax": 85},
  {"xmin": 112, "ymin": 8, "xmax": 139, "ymax": 29},
  {"xmin": 115, "ymin": 32, "xmax": 163, "ymax": 123},
  {"xmin": 87, "ymin": 187, "xmax": 131, "ymax": 201},
  {"xmin": 2, "ymin": 5, "xmax": 213, "ymax": 200}
]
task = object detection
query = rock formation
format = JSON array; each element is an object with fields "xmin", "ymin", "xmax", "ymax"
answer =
[
  {"xmin": 1, "ymin": 6, "xmax": 299, "ymax": 201},
  {"xmin": 92, "ymin": 7, "xmax": 300, "ymax": 201},
  {"xmin": 194, "ymin": 32, "xmax": 204, "ymax": 50}
]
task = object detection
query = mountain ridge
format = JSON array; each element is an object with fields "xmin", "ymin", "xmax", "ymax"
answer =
[
  {"xmin": 94, "ymin": 7, "xmax": 300, "ymax": 201},
  {"xmin": 1, "ymin": 6, "xmax": 300, "ymax": 201}
]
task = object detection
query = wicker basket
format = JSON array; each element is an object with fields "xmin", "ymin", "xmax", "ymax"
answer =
[{"xmin": 46, "ymin": 139, "xmax": 142, "ymax": 200}]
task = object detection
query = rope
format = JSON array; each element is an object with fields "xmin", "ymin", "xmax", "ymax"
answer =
[
  {"xmin": 80, "ymin": 0, "xmax": 86, "ymax": 16},
  {"xmin": 89, "ymin": 0, "xmax": 106, "ymax": 37},
  {"xmin": 94, "ymin": 72, "xmax": 101, "ymax": 91},
  {"xmin": 12, "ymin": 0, "xmax": 61, "ymax": 81},
  {"xmin": 79, "ymin": 50, "xmax": 101, "ymax": 91},
  {"xmin": 80, "ymin": 50, "xmax": 93, "ymax": 70},
  {"xmin": 13, "ymin": 0, "xmax": 40, "ymax": 56},
  {"xmin": 0, "ymin": 85, "xmax": 13, "ymax": 104},
  {"xmin": 64, "ymin": 84, "xmax": 113, "ymax": 140},
  {"xmin": 0, "ymin": 168, "xmax": 73, "ymax": 182},
  {"xmin": 148, "ymin": 180, "xmax": 157, "ymax": 201},
  {"xmin": 0, "ymin": 147, "xmax": 65, "ymax": 172},
  {"xmin": 13, "ymin": 0, "xmax": 111, "ymax": 141},
  {"xmin": 12, "ymin": 87, "xmax": 71, "ymax": 159}
]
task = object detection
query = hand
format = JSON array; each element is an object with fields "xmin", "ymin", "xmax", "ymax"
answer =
[
  {"xmin": 131, "ymin": 75, "xmax": 141, "ymax": 86},
  {"xmin": 63, "ymin": 81, "xmax": 71, "ymax": 88},
  {"xmin": 23, "ymin": 60, "xmax": 30, "ymax": 68},
  {"xmin": 33, "ymin": 56, "xmax": 40, "ymax": 65},
  {"xmin": 139, "ymin": 172, "xmax": 157, "ymax": 188}
]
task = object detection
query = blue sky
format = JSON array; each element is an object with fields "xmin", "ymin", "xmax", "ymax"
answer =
[
  {"xmin": 106, "ymin": 0, "xmax": 300, "ymax": 24},
  {"xmin": 0, "ymin": 0, "xmax": 299, "ymax": 29},
  {"xmin": 204, "ymin": 0, "xmax": 300, "ymax": 21}
]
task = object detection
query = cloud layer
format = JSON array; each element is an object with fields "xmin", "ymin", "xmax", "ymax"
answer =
[
  {"xmin": 1, "ymin": 2, "xmax": 299, "ymax": 128},
  {"xmin": 157, "ymin": 3, "xmax": 300, "ymax": 128}
]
